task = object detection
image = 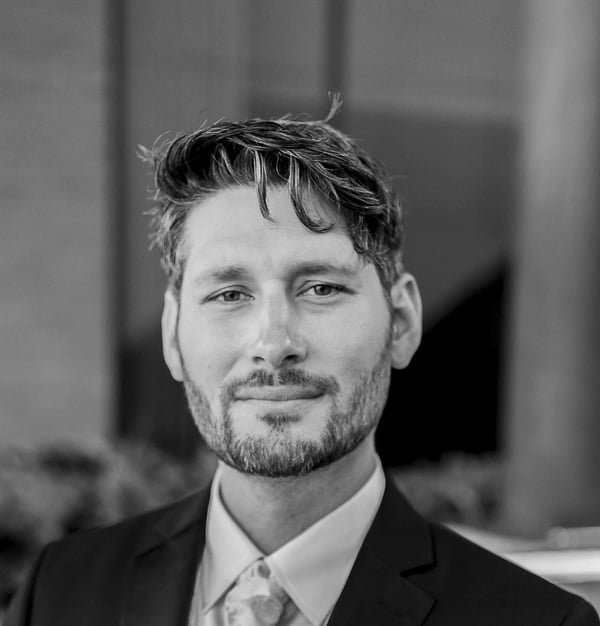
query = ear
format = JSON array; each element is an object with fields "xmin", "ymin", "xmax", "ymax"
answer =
[
  {"xmin": 161, "ymin": 288, "xmax": 184, "ymax": 382},
  {"xmin": 389, "ymin": 273, "xmax": 422, "ymax": 370}
]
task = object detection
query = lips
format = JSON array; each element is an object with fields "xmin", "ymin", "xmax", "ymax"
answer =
[{"xmin": 234, "ymin": 386, "xmax": 323, "ymax": 401}]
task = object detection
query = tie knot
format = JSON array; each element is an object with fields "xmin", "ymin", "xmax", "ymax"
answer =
[{"xmin": 225, "ymin": 559, "xmax": 290, "ymax": 626}]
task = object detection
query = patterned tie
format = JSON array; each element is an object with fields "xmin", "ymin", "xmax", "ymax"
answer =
[{"xmin": 224, "ymin": 559, "xmax": 290, "ymax": 626}]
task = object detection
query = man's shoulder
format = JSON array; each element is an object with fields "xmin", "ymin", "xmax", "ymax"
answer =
[
  {"xmin": 429, "ymin": 520, "xmax": 566, "ymax": 592},
  {"xmin": 5, "ymin": 488, "xmax": 212, "ymax": 626},
  {"xmin": 420, "ymin": 513, "xmax": 597, "ymax": 622},
  {"xmin": 372, "ymin": 481, "xmax": 599, "ymax": 624}
]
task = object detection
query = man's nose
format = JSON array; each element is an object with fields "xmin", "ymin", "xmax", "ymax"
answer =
[{"xmin": 250, "ymin": 297, "xmax": 307, "ymax": 368}]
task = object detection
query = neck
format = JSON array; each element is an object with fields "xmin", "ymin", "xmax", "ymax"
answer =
[{"xmin": 218, "ymin": 436, "xmax": 377, "ymax": 554}]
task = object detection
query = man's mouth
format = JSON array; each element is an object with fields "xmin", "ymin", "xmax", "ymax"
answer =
[{"xmin": 234, "ymin": 386, "xmax": 323, "ymax": 402}]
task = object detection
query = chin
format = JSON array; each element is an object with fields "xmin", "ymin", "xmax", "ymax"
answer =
[{"xmin": 217, "ymin": 420, "xmax": 372, "ymax": 479}]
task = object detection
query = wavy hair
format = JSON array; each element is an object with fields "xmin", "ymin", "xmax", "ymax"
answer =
[{"xmin": 141, "ymin": 108, "xmax": 405, "ymax": 294}]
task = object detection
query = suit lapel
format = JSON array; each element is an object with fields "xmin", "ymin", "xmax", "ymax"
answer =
[
  {"xmin": 328, "ymin": 478, "xmax": 436, "ymax": 626},
  {"xmin": 121, "ymin": 488, "xmax": 211, "ymax": 626}
]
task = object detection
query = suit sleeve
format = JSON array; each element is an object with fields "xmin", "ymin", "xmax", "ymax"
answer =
[
  {"xmin": 560, "ymin": 598, "xmax": 600, "ymax": 626},
  {"xmin": 4, "ymin": 546, "xmax": 49, "ymax": 626}
]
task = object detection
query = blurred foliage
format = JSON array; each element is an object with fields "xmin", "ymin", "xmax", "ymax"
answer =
[
  {"xmin": 0, "ymin": 442, "xmax": 501, "ymax": 613},
  {"xmin": 392, "ymin": 453, "xmax": 503, "ymax": 527},
  {"xmin": 0, "ymin": 441, "xmax": 216, "ymax": 611}
]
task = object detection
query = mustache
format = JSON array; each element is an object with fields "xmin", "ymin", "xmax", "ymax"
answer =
[{"xmin": 222, "ymin": 369, "xmax": 340, "ymax": 399}]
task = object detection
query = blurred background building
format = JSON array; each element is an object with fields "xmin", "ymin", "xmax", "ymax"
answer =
[{"xmin": 2, "ymin": 0, "xmax": 600, "ymax": 537}]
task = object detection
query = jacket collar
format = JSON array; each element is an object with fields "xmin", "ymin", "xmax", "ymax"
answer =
[
  {"xmin": 328, "ymin": 476, "xmax": 436, "ymax": 626},
  {"xmin": 121, "ymin": 488, "xmax": 211, "ymax": 626},
  {"xmin": 137, "ymin": 488, "xmax": 210, "ymax": 555}
]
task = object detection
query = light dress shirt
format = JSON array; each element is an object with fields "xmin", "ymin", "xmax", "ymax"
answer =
[{"xmin": 188, "ymin": 458, "xmax": 385, "ymax": 626}]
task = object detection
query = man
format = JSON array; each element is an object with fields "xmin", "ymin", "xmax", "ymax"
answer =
[{"xmin": 7, "ymin": 113, "xmax": 599, "ymax": 625}]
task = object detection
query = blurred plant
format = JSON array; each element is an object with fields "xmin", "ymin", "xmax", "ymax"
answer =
[
  {"xmin": 0, "ymin": 441, "xmax": 216, "ymax": 612},
  {"xmin": 391, "ymin": 453, "xmax": 503, "ymax": 527}
]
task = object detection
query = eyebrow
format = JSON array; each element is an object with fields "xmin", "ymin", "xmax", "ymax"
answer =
[
  {"xmin": 192, "ymin": 261, "xmax": 360, "ymax": 285},
  {"xmin": 287, "ymin": 261, "xmax": 359, "ymax": 278},
  {"xmin": 194, "ymin": 265, "xmax": 250, "ymax": 284}
]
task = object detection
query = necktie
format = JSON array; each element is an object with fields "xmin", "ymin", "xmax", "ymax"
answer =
[{"xmin": 224, "ymin": 559, "xmax": 290, "ymax": 626}]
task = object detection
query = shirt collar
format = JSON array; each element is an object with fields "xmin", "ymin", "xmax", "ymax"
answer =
[
  {"xmin": 200, "ymin": 467, "xmax": 263, "ymax": 612},
  {"xmin": 201, "ymin": 459, "xmax": 385, "ymax": 625},
  {"xmin": 265, "ymin": 460, "xmax": 385, "ymax": 624}
]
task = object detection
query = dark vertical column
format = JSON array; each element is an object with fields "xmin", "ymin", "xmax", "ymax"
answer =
[
  {"xmin": 107, "ymin": 0, "xmax": 127, "ymax": 437},
  {"xmin": 502, "ymin": 0, "xmax": 600, "ymax": 534}
]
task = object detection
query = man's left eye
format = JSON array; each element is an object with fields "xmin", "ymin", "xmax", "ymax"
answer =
[{"xmin": 303, "ymin": 284, "xmax": 344, "ymax": 297}]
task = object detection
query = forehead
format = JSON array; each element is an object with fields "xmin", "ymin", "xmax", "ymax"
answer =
[{"xmin": 182, "ymin": 186, "xmax": 363, "ymax": 274}]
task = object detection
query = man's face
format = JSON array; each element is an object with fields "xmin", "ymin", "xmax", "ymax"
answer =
[{"xmin": 162, "ymin": 186, "xmax": 421, "ymax": 477}]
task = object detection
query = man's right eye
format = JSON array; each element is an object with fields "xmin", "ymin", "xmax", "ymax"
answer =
[{"xmin": 212, "ymin": 290, "xmax": 251, "ymax": 303}]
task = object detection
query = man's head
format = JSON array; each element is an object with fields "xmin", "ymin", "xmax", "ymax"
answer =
[{"xmin": 145, "ymin": 113, "xmax": 422, "ymax": 477}]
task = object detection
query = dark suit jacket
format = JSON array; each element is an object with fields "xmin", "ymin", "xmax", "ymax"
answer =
[{"xmin": 6, "ymin": 478, "xmax": 599, "ymax": 625}]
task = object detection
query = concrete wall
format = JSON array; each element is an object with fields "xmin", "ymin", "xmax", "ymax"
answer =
[{"xmin": 0, "ymin": 2, "xmax": 111, "ymax": 444}]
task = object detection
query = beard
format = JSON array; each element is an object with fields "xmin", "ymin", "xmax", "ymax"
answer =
[{"xmin": 180, "ymin": 332, "xmax": 392, "ymax": 478}]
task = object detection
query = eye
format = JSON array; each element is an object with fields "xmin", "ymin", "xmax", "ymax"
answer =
[
  {"xmin": 211, "ymin": 290, "xmax": 252, "ymax": 303},
  {"xmin": 302, "ymin": 283, "xmax": 345, "ymax": 297}
]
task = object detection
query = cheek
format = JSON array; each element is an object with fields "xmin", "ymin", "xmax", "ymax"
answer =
[
  {"xmin": 177, "ymin": 318, "xmax": 237, "ymax": 384},
  {"xmin": 316, "ymin": 315, "xmax": 388, "ymax": 381}
]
